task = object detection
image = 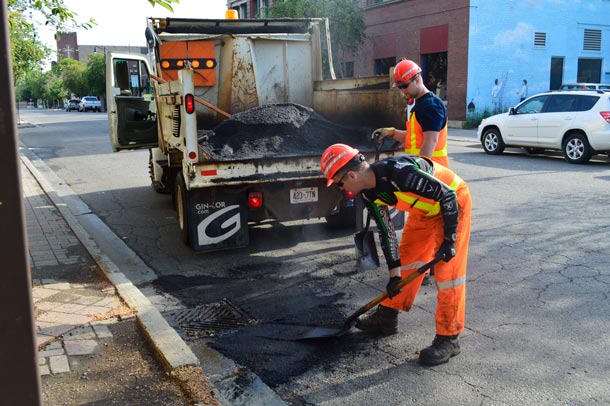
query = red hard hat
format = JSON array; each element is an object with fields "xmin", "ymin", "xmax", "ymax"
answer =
[
  {"xmin": 393, "ymin": 59, "xmax": 422, "ymax": 87},
  {"xmin": 320, "ymin": 143, "xmax": 360, "ymax": 187}
]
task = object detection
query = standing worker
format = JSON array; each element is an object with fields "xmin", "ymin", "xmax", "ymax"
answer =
[
  {"xmin": 320, "ymin": 144, "xmax": 472, "ymax": 365},
  {"xmin": 371, "ymin": 59, "xmax": 449, "ymax": 168},
  {"xmin": 371, "ymin": 59, "xmax": 450, "ymax": 284}
]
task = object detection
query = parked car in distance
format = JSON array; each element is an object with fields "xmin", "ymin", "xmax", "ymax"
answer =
[
  {"xmin": 478, "ymin": 90, "xmax": 610, "ymax": 164},
  {"xmin": 559, "ymin": 83, "xmax": 610, "ymax": 91},
  {"xmin": 78, "ymin": 96, "xmax": 101, "ymax": 112},
  {"xmin": 65, "ymin": 99, "xmax": 80, "ymax": 112}
]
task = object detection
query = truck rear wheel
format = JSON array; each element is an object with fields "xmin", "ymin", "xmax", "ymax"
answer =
[{"xmin": 175, "ymin": 173, "xmax": 190, "ymax": 245}]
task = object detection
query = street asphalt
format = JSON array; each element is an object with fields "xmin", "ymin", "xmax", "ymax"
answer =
[{"xmin": 21, "ymin": 124, "xmax": 478, "ymax": 405}]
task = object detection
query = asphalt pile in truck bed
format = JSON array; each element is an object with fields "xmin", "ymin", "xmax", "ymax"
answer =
[{"xmin": 198, "ymin": 103, "xmax": 379, "ymax": 161}]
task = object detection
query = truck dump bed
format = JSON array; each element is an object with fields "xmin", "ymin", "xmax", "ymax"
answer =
[{"xmin": 197, "ymin": 103, "xmax": 396, "ymax": 162}]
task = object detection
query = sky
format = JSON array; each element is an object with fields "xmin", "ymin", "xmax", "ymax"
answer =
[{"xmin": 39, "ymin": 0, "xmax": 229, "ymax": 50}]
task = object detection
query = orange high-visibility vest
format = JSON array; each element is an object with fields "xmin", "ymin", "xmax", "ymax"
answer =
[
  {"xmin": 389, "ymin": 163, "xmax": 461, "ymax": 217},
  {"xmin": 405, "ymin": 111, "xmax": 449, "ymax": 167}
]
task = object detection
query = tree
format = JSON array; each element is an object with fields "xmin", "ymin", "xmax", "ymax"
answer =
[
  {"xmin": 266, "ymin": 0, "xmax": 365, "ymax": 78},
  {"xmin": 84, "ymin": 52, "xmax": 106, "ymax": 98},
  {"xmin": 55, "ymin": 58, "xmax": 86, "ymax": 97},
  {"xmin": 45, "ymin": 76, "xmax": 67, "ymax": 108},
  {"xmin": 7, "ymin": 0, "xmax": 94, "ymax": 83}
]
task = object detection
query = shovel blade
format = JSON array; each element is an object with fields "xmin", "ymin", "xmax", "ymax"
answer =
[
  {"xmin": 354, "ymin": 230, "xmax": 379, "ymax": 271},
  {"xmin": 294, "ymin": 327, "xmax": 345, "ymax": 341}
]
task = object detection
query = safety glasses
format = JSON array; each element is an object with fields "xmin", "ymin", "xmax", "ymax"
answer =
[
  {"xmin": 396, "ymin": 77, "xmax": 417, "ymax": 90},
  {"xmin": 335, "ymin": 172, "xmax": 348, "ymax": 188}
]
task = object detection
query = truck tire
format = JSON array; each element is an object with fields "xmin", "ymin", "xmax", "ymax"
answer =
[{"xmin": 175, "ymin": 173, "xmax": 190, "ymax": 245}]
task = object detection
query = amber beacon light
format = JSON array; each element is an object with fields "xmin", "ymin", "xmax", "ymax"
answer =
[{"xmin": 225, "ymin": 9, "xmax": 239, "ymax": 19}]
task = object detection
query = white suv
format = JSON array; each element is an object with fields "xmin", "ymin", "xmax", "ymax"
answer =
[{"xmin": 478, "ymin": 90, "xmax": 610, "ymax": 164}]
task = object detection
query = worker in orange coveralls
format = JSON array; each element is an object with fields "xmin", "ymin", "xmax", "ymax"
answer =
[{"xmin": 320, "ymin": 143, "xmax": 471, "ymax": 365}]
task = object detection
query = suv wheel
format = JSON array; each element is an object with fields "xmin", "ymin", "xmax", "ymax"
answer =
[
  {"xmin": 562, "ymin": 133, "xmax": 592, "ymax": 164},
  {"xmin": 481, "ymin": 128, "xmax": 505, "ymax": 155}
]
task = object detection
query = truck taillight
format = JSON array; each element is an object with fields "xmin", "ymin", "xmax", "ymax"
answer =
[
  {"xmin": 185, "ymin": 94, "xmax": 195, "ymax": 114},
  {"xmin": 345, "ymin": 191, "xmax": 356, "ymax": 200},
  {"xmin": 248, "ymin": 192, "xmax": 263, "ymax": 209},
  {"xmin": 601, "ymin": 112, "xmax": 610, "ymax": 124},
  {"xmin": 188, "ymin": 151, "xmax": 197, "ymax": 160}
]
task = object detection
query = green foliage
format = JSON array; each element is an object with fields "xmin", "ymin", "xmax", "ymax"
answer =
[
  {"xmin": 266, "ymin": 0, "xmax": 365, "ymax": 79},
  {"xmin": 148, "ymin": 0, "xmax": 180, "ymax": 12},
  {"xmin": 464, "ymin": 108, "xmax": 493, "ymax": 129},
  {"xmin": 84, "ymin": 52, "xmax": 106, "ymax": 97},
  {"xmin": 56, "ymin": 58, "xmax": 87, "ymax": 97},
  {"xmin": 45, "ymin": 76, "xmax": 67, "ymax": 108},
  {"xmin": 8, "ymin": 0, "xmax": 95, "ymax": 83}
]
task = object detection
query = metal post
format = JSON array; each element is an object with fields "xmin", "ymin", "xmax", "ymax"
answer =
[{"xmin": 0, "ymin": 1, "xmax": 42, "ymax": 404}]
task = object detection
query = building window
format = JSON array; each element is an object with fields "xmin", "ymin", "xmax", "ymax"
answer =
[
  {"xmin": 583, "ymin": 29, "xmax": 602, "ymax": 51},
  {"xmin": 255, "ymin": 0, "xmax": 269, "ymax": 17},
  {"xmin": 340, "ymin": 61, "xmax": 354, "ymax": 78},
  {"xmin": 577, "ymin": 58, "xmax": 602, "ymax": 83},
  {"xmin": 374, "ymin": 57, "xmax": 395, "ymax": 75},
  {"xmin": 534, "ymin": 32, "xmax": 546, "ymax": 48}
]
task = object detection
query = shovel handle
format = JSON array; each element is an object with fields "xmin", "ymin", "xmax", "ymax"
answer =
[{"xmin": 346, "ymin": 258, "xmax": 441, "ymax": 323}]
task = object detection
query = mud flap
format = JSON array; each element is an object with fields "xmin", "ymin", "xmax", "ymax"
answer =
[{"xmin": 188, "ymin": 187, "xmax": 249, "ymax": 252}]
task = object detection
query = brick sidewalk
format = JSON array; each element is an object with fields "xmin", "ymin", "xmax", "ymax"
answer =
[{"xmin": 22, "ymin": 161, "xmax": 132, "ymax": 376}]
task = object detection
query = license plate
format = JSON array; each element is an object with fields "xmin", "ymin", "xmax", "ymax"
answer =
[{"xmin": 290, "ymin": 187, "xmax": 318, "ymax": 204}]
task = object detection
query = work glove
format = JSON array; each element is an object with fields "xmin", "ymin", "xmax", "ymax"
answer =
[
  {"xmin": 371, "ymin": 127, "xmax": 396, "ymax": 145},
  {"xmin": 435, "ymin": 240, "xmax": 456, "ymax": 262},
  {"xmin": 386, "ymin": 276, "xmax": 402, "ymax": 298}
]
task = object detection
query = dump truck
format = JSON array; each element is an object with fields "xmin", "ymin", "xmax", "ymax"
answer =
[{"xmin": 105, "ymin": 16, "xmax": 406, "ymax": 252}]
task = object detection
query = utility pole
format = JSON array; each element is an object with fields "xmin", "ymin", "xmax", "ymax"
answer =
[{"xmin": 0, "ymin": 1, "xmax": 42, "ymax": 404}]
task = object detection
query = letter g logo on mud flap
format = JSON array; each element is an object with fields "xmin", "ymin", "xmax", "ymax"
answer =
[{"xmin": 197, "ymin": 204, "xmax": 241, "ymax": 245}]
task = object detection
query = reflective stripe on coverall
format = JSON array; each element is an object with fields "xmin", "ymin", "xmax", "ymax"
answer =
[
  {"xmin": 379, "ymin": 162, "xmax": 471, "ymax": 336},
  {"xmin": 405, "ymin": 111, "xmax": 450, "ymax": 168}
]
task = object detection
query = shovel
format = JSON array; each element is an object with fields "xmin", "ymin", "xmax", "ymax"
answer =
[
  {"xmin": 354, "ymin": 142, "xmax": 382, "ymax": 271},
  {"xmin": 354, "ymin": 213, "xmax": 380, "ymax": 271},
  {"xmin": 295, "ymin": 258, "xmax": 441, "ymax": 341}
]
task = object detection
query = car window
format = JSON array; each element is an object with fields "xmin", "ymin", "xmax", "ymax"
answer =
[
  {"xmin": 574, "ymin": 95, "xmax": 599, "ymax": 111},
  {"xmin": 515, "ymin": 95, "xmax": 548, "ymax": 114},
  {"xmin": 545, "ymin": 95, "xmax": 577, "ymax": 112}
]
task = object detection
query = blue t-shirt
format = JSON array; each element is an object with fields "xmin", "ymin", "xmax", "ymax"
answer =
[{"xmin": 411, "ymin": 92, "xmax": 447, "ymax": 132}]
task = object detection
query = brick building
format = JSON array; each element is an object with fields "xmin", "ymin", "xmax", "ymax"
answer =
[{"xmin": 56, "ymin": 32, "xmax": 80, "ymax": 61}]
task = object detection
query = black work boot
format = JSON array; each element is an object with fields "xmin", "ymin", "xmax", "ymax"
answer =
[
  {"xmin": 354, "ymin": 304, "xmax": 398, "ymax": 335},
  {"xmin": 418, "ymin": 335, "xmax": 461, "ymax": 365}
]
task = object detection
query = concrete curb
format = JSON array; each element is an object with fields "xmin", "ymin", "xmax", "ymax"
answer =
[{"xmin": 19, "ymin": 147, "xmax": 220, "ymax": 403}]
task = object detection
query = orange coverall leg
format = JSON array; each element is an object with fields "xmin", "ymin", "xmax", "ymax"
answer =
[{"xmin": 381, "ymin": 182, "xmax": 472, "ymax": 336}]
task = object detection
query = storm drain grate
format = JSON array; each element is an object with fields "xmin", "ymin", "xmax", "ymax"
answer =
[{"xmin": 164, "ymin": 300, "xmax": 257, "ymax": 339}]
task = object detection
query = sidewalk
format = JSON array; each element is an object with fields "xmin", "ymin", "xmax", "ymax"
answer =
[{"xmin": 22, "ymin": 160, "xmax": 217, "ymax": 405}]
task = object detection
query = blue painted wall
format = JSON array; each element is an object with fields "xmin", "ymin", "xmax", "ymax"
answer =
[{"xmin": 466, "ymin": 0, "xmax": 610, "ymax": 116}]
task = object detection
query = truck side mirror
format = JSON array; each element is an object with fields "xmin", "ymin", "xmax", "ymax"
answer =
[{"xmin": 509, "ymin": 107, "xmax": 516, "ymax": 115}]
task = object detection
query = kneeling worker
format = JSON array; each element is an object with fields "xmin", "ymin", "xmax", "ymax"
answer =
[{"xmin": 320, "ymin": 144, "xmax": 472, "ymax": 365}]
